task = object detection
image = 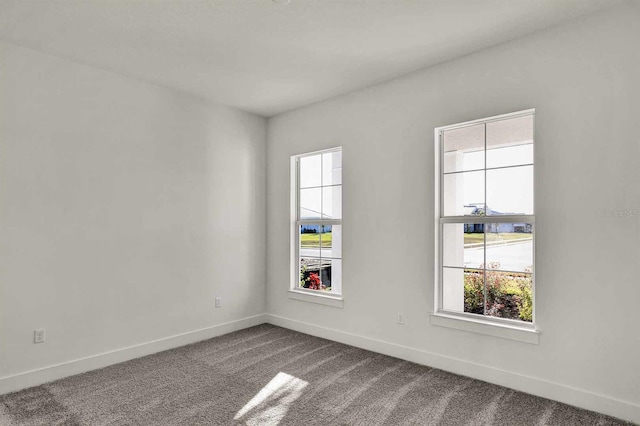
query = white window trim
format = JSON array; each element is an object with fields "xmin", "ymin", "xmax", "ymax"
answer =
[
  {"xmin": 433, "ymin": 109, "xmax": 538, "ymax": 342},
  {"xmin": 287, "ymin": 289, "xmax": 344, "ymax": 308},
  {"xmin": 430, "ymin": 312, "xmax": 539, "ymax": 344},
  {"xmin": 289, "ymin": 147, "xmax": 343, "ymax": 306}
]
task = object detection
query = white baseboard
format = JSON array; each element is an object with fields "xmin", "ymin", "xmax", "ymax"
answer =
[
  {"xmin": 265, "ymin": 314, "xmax": 640, "ymax": 425},
  {"xmin": 2, "ymin": 312, "xmax": 638, "ymax": 424},
  {"xmin": 0, "ymin": 314, "xmax": 267, "ymax": 396}
]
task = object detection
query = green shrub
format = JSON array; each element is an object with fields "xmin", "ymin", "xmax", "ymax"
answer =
[{"xmin": 464, "ymin": 262, "xmax": 532, "ymax": 322}]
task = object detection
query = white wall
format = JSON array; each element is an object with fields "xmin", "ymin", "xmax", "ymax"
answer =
[
  {"xmin": 0, "ymin": 41, "xmax": 266, "ymax": 384},
  {"xmin": 267, "ymin": 4, "xmax": 640, "ymax": 423}
]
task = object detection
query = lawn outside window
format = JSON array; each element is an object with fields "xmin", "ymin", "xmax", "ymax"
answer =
[
  {"xmin": 433, "ymin": 110, "xmax": 538, "ymax": 340},
  {"xmin": 290, "ymin": 148, "xmax": 342, "ymax": 304}
]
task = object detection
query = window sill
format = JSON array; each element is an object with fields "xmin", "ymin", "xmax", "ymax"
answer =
[
  {"xmin": 288, "ymin": 290, "xmax": 344, "ymax": 308},
  {"xmin": 430, "ymin": 312, "xmax": 539, "ymax": 344}
]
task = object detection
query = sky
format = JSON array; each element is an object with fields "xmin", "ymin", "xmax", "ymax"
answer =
[{"xmin": 450, "ymin": 144, "xmax": 534, "ymax": 215}]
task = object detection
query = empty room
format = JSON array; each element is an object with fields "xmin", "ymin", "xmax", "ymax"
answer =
[{"xmin": 1, "ymin": 0, "xmax": 639, "ymax": 424}]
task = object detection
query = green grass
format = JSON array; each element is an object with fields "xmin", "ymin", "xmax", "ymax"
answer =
[
  {"xmin": 464, "ymin": 232, "xmax": 532, "ymax": 245},
  {"xmin": 301, "ymin": 232, "xmax": 332, "ymax": 248}
]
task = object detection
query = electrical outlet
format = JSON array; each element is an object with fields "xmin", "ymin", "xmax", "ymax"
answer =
[
  {"xmin": 397, "ymin": 313, "xmax": 404, "ymax": 324},
  {"xmin": 34, "ymin": 329, "xmax": 45, "ymax": 344},
  {"xmin": 215, "ymin": 297, "xmax": 222, "ymax": 308}
]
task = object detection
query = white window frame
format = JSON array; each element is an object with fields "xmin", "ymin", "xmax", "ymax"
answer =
[
  {"xmin": 289, "ymin": 147, "xmax": 343, "ymax": 307},
  {"xmin": 432, "ymin": 110, "xmax": 539, "ymax": 343}
]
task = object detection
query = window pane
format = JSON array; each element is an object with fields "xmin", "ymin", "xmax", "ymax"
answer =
[
  {"xmin": 442, "ymin": 223, "xmax": 484, "ymax": 269},
  {"xmin": 486, "ymin": 115, "xmax": 533, "ymax": 169},
  {"xmin": 484, "ymin": 223, "xmax": 533, "ymax": 272},
  {"xmin": 320, "ymin": 259, "xmax": 339, "ymax": 292},
  {"xmin": 462, "ymin": 269, "xmax": 485, "ymax": 316},
  {"xmin": 300, "ymin": 257, "xmax": 322, "ymax": 290},
  {"xmin": 300, "ymin": 187, "xmax": 322, "ymax": 219},
  {"xmin": 485, "ymin": 270, "xmax": 533, "ymax": 322},
  {"xmin": 299, "ymin": 154, "xmax": 321, "ymax": 188},
  {"xmin": 443, "ymin": 171, "xmax": 484, "ymax": 216},
  {"xmin": 300, "ymin": 225, "xmax": 321, "ymax": 258},
  {"xmin": 486, "ymin": 144, "xmax": 533, "ymax": 170},
  {"xmin": 443, "ymin": 124, "xmax": 484, "ymax": 173},
  {"xmin": 486, "ymin": 165, "xmax": 533, "ymax": 215},
  {"xmin": 322, "ymin": 151, "xmax": 342, "ymax": 186},
  {"xmin": 321, "ymin": 224, "xmax": 342, "ymax": 259},
  {"xmin": 300, "ymin": 257, "xmax": 337, "ymax": 292},
  {"xmin": 322, "ymin": 186, "xmax": 342, "ymax": 219},
  {"xmin": 442, "ymin": 267, "xmax": 474, "ymax": 313}
]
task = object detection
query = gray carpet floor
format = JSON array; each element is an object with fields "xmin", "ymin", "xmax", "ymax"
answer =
[{"xmin": 0, "ymin": 324, "xmax": 634, "ymax": 426}]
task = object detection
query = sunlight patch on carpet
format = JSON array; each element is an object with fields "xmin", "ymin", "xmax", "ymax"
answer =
[{"xmin": 234, "ymin": 372, "xmax": 308, "ymax": 425}]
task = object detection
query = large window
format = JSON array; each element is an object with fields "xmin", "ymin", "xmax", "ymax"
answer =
[
  {"xmin": 292, "ymin": 148, "xmax": 342, "ymax": 297},
  {"xmin": 436, "ymin": 110, "xmax": 534, "ymax": 327}
]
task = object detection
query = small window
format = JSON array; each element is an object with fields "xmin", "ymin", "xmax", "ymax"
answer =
[
  {"xmin": 436, "ymin": 110, "xmax": 535, "ymax": 328},
  {"xmin": 292, "ymin": 148, "xmax": 342, "ymax": 297}
]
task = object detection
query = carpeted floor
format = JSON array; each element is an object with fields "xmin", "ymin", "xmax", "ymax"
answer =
[{"xmin": 0, "ymin": 324, "xmax": 633, "ymax": 425}]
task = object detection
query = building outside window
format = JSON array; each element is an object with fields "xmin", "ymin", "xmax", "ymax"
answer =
[{"xmin": 436, "ymin": 110, "xmax": 535, "ymax": 327}]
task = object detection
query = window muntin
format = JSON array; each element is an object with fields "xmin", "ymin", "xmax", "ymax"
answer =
[
  {"xmin": 437, "ymin": 111, "xmax": 534, "ymax": 326},
  {"xmin": 294, "ymin": 149, "xmax": 342, "ymax": 295}
]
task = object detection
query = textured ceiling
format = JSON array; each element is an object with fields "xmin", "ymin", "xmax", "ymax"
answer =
[{"xmin": 0, "ymin": 0, "xmax": 627, "ymax": 117}]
